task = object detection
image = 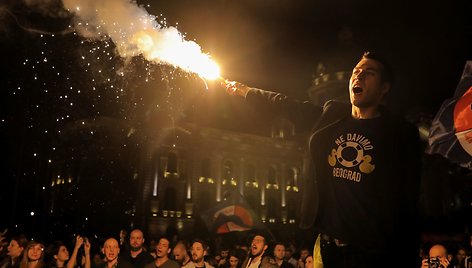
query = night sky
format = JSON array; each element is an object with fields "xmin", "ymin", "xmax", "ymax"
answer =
[
  {"xmin": 0, "ymin": 0, "xmax": 471, "ymax": 240},
  {"xmin": 142, "ymin": 0, "xmax": 472, "ymax": 113}
]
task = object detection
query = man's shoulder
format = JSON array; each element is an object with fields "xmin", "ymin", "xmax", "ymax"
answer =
[
  {"xmin": 137, "ymin": 250, "xmax": 155, "ymax": 261},
  {"xmin": 162, "ymin": 259, "xmax": 180, "ymax": 268},
  {"xmin": 320, "ymin": 100, "xmax": 351, "ymax": 120},
  {"xmin": 143, "ymin": 263, "xmax": 156, "ymax": 268},
  {"xmin": 204, "ymin": 262, "xmax": 215, "ymax": 268},
  {"xmin": 278, "ymin": 261, "xmax": 292, "ymax": 268},
  {"xmin": 117, "ymin": 258, "xmax": 136, "ymax": 268},
  {"xmin": 182, "ymin": 262, "xmax": 195, "ymax": 268},
  {"xmin": 323, "ymin": 99, "xmax": 350, "ymax": 109}
]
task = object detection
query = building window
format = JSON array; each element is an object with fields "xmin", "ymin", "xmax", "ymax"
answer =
[
  {"xmin": 287, "ymin": 198, "xmax": 296, "ymax": 222},
  {"xmin": 202, "ymin": 158, "xmax": 211, "ymax": 178},
  {"xmin": 222, "ymin": 160, "xmax": 236, "ymax": 186},
  {"xmin": 286, "ymin": 167, "xmax": 299, "ymax": 192},
  {"xmin": 267, "ymin": 196, "xmax": 277, "ymax": 222},
  {"xmin": 244, "ymin": 164, "xmax": 258, "ymax": 188},
  {"xmin": 165, "ymin": 152, "xmax": 179, "ymax": 178},
  {"xmin": 198, "ymin": 158, "xmax": 214, "ymax": 184},
  {"xmin": 266, "ymin": 166, "xmax": 279, "ymax": 189},
  {"xmin": 271, "ymin": 119, "xmax": 295, "ymax": 138}
]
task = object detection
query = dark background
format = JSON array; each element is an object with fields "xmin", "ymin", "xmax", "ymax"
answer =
[{"xmin": 0, "ymin": 0, "xmax": 471, "ymax": 243}]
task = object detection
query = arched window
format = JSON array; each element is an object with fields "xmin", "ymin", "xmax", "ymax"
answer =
[
  {"xmin": 167, "ymin": 152, "xmax": 178, "ymax": 174},
  {"xmin": 267, "ymin": 196, "xmax": 277, "ymax": 221},
  {"xmin": 222, "ymin": 160, "xmax": 236, "ymax": 186},
  {"xmin": 201, "ymin": 158, "xmax": 211, "ymax": 178},
  {"xmin": 267, "ymin": 166, "xmax": 277, "ymax": 185},
  {"xmin": 286, "ymin": 167, "xmax": 299, "ymax": 191},
  {"xmin": 287, "ymin": 198, "xmax": 296, "ymax": 220},
  {"xmin": 245, "ymin": 164, "xmax": 258, "ymax": 188},
  {"xmin": 286, "ymin": 169, "xmax": 295, "ymax": 186},
  {"xmin": 223, "ymin": 160, "xmax": 234, "ymax": 180},
  {"xmin": 271, "ymin": 119, "xmax": 295, "ymax": 138}
]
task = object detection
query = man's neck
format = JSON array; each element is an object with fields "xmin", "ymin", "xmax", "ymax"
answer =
[
  {"xmin": 276, "ymin": 259, "xmax": 283, "ymax": 266},
  {"xmin": 56, "ymin": 260, "xmax": 66, "ymax": 267},
  {"xmin": 182, "ymin": 256, "xmax": 191, "ymax": 266},
  {"xmin": 131, "ymin": 248, "xmax": 143, "ymax": 258},
  {"xmin": 155, "ymin": 256, "xmax": 169, "ymax": 266},
  {"xmin": 107, "ymin": 258, "xmax": 118, "ymax": 268},
  {"xmin": 27, "ymin": 260, "xmax": 39, "ymax": 268},
  {"xmin": 351, "ymin": 106, "xmax": 381, "ymax": 119},
  {"xmin": 193, "ymin": 260, "xmax": 205, "ymax": 268},
  {"xmin": 250, "ymin": 255, "xmax": 262, "ymax": 264}
]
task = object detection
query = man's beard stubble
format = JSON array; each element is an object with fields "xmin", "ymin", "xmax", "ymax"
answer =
[{"xmin": 130, "ymin": 246, "xmax": 142, "ymax": 252}]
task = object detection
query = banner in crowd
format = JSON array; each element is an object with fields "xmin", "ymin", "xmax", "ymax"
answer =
[
  {"xmin": 426, "ymin": 61, "xmax": 472, "ymax": 170},
  {"xmin": 200, "ymin": 189, "xmax": 266, "ymax": 234}
]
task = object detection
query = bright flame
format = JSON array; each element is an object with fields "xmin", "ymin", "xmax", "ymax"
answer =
[
  {"xmin": 132, "ymin": 30, "xmax": 220, "ymax": 79},
  {"xmin": 63, "ymin": 0, "xmax": 221, "ymax": 79}
]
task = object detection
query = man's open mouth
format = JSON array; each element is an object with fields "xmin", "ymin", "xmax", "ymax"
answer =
[{"xmin": 353, "ymin": 86, "xmax": 363, "ymax": 94}]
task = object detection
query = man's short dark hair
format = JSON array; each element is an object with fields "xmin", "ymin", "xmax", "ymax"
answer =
[
  {"xmin": 157, "ymin": 235, "xmax": 172, "ymax": 246},
  {"xmin": 273, "ymin": 241, "xmax": 285, "ymax": 248},
  {"xmin": 248, "ymin": 230, "xmax": 271, "ymax": 245},
  {"xmin": 191, "ymin": 238, "xmax": 209, "ymax": 252},
  {"xmin": 361, "ymin": 51, "xmax": 394, "ymax": 85}
]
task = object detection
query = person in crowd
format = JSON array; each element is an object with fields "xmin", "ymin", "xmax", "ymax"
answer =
[
  {"xmin": 172, "ymin": 241, "xmax": 190, "ymax": 267},
  {"xmin": 183, "ymin": 239, "xmax": 214, "ymax": 268},
  {"xmin": 296, "ymin": 248, "xmax": 309, "ymax": 268},
  {"xmin": 272, "ymin": 243, "xmax": 291, "ymax": 268},
  {"xmin": 420, "ymin": 244, "xmax": 452, "ymax": 268},
  {"xmin": 101, "ymin": 238, "xmax": 133, "ymax": 268},
  {"xmin": 0, "ymin": 230, "xmax": 8, "ymax": 261},
  {"xmin": 144, "ymin": 236, "xmax": 178, "ymax": 268},
  {"xmin": 67, "ymin": 235, "xmax": 92, "ymax": 268},
  {"xmin": 283, "ymin": 247, "xmax": 296, "ymax": 268},
  {"xmin": 235, "ymin": 245, "xmax": 248, "ymax": 262},
  {"xmin": 223, "ymin": 51, "xmax": 422, "ymax": 267},
  {"xmin": 47, "ymin": 242, "xmax": 69, "ymax": 268},
  {"xmin": 303, "ymin": 255, "xmax": 312, "ymax": 268},
  {"xmin": 148, "ymin": 240, "xmax": 157, "ymax": 260},
  {"xmin": 226, "ymin": 251, "xmax": 240, "ymax": 268},
  {"xmin": 19, "ymin": 241, "xmax": 45, "ymax": 268},
  {"xmin": 451, "ymin": 246, "xmax": 469, "ymax": 268},
  {"xmin": 119, "ymin": 231, "xmax": 128, "ymax": 248},
  {"xmin": 91, "ymin": 251, "xmax": 104, "ymax": 268},
  {"xmin": 0, "ymin": 234, "xmax": 28, "ymax": 268},
  {"xmin": 216, "ymin": 247, "xmax": 230, "ymax": 268},
  {"xmin": 120, "ymin": 229, "xmax": 154, "ymax": 268},
  {"xmin": 240, "ymin": 233, "xmax": 276, "ymax": 268}
]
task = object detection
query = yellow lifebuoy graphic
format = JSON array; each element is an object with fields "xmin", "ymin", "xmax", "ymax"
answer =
[{"xmin": 328, "ymin": 140, "xmax": 375, "ymax": 174}]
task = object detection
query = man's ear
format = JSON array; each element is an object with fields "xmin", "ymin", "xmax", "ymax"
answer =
[
  {"xmin": 167, "ymin": 248, "xmax": 171, "ymax": 254},
  {"xmin": 53, "ymin": 255, "xmax": 58, "ymax": 260},
  {"xmin": 381, "ymin": 82, "xmax": 391, "ymax": 96},
  {"xmin": 263, "ymin": 245, "xmax": 268, "ymax": 252}
]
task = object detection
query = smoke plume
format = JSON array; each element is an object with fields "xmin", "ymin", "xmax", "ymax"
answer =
[{"xmin": 62, "ymin": 0, "xmax": 219, "ymax": 78}]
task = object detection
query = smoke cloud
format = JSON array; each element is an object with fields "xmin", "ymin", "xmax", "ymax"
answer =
[{"xmin": 62, "ymin": 0, "xmax": 220, "ymax": 78}]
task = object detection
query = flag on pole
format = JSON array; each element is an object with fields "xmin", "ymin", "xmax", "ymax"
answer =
[
  {"xmin": 200, "ymin": 189, "xmax": 266, "ymax": 234},
  {"xmin": 426, "ymin": 61, "xmax": 472, "ymax": 170}
]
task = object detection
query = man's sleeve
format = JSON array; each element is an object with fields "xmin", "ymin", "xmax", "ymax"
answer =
[{"xmin": 245, "ymin": 88, "xmax": 322, "ymax": 131}]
